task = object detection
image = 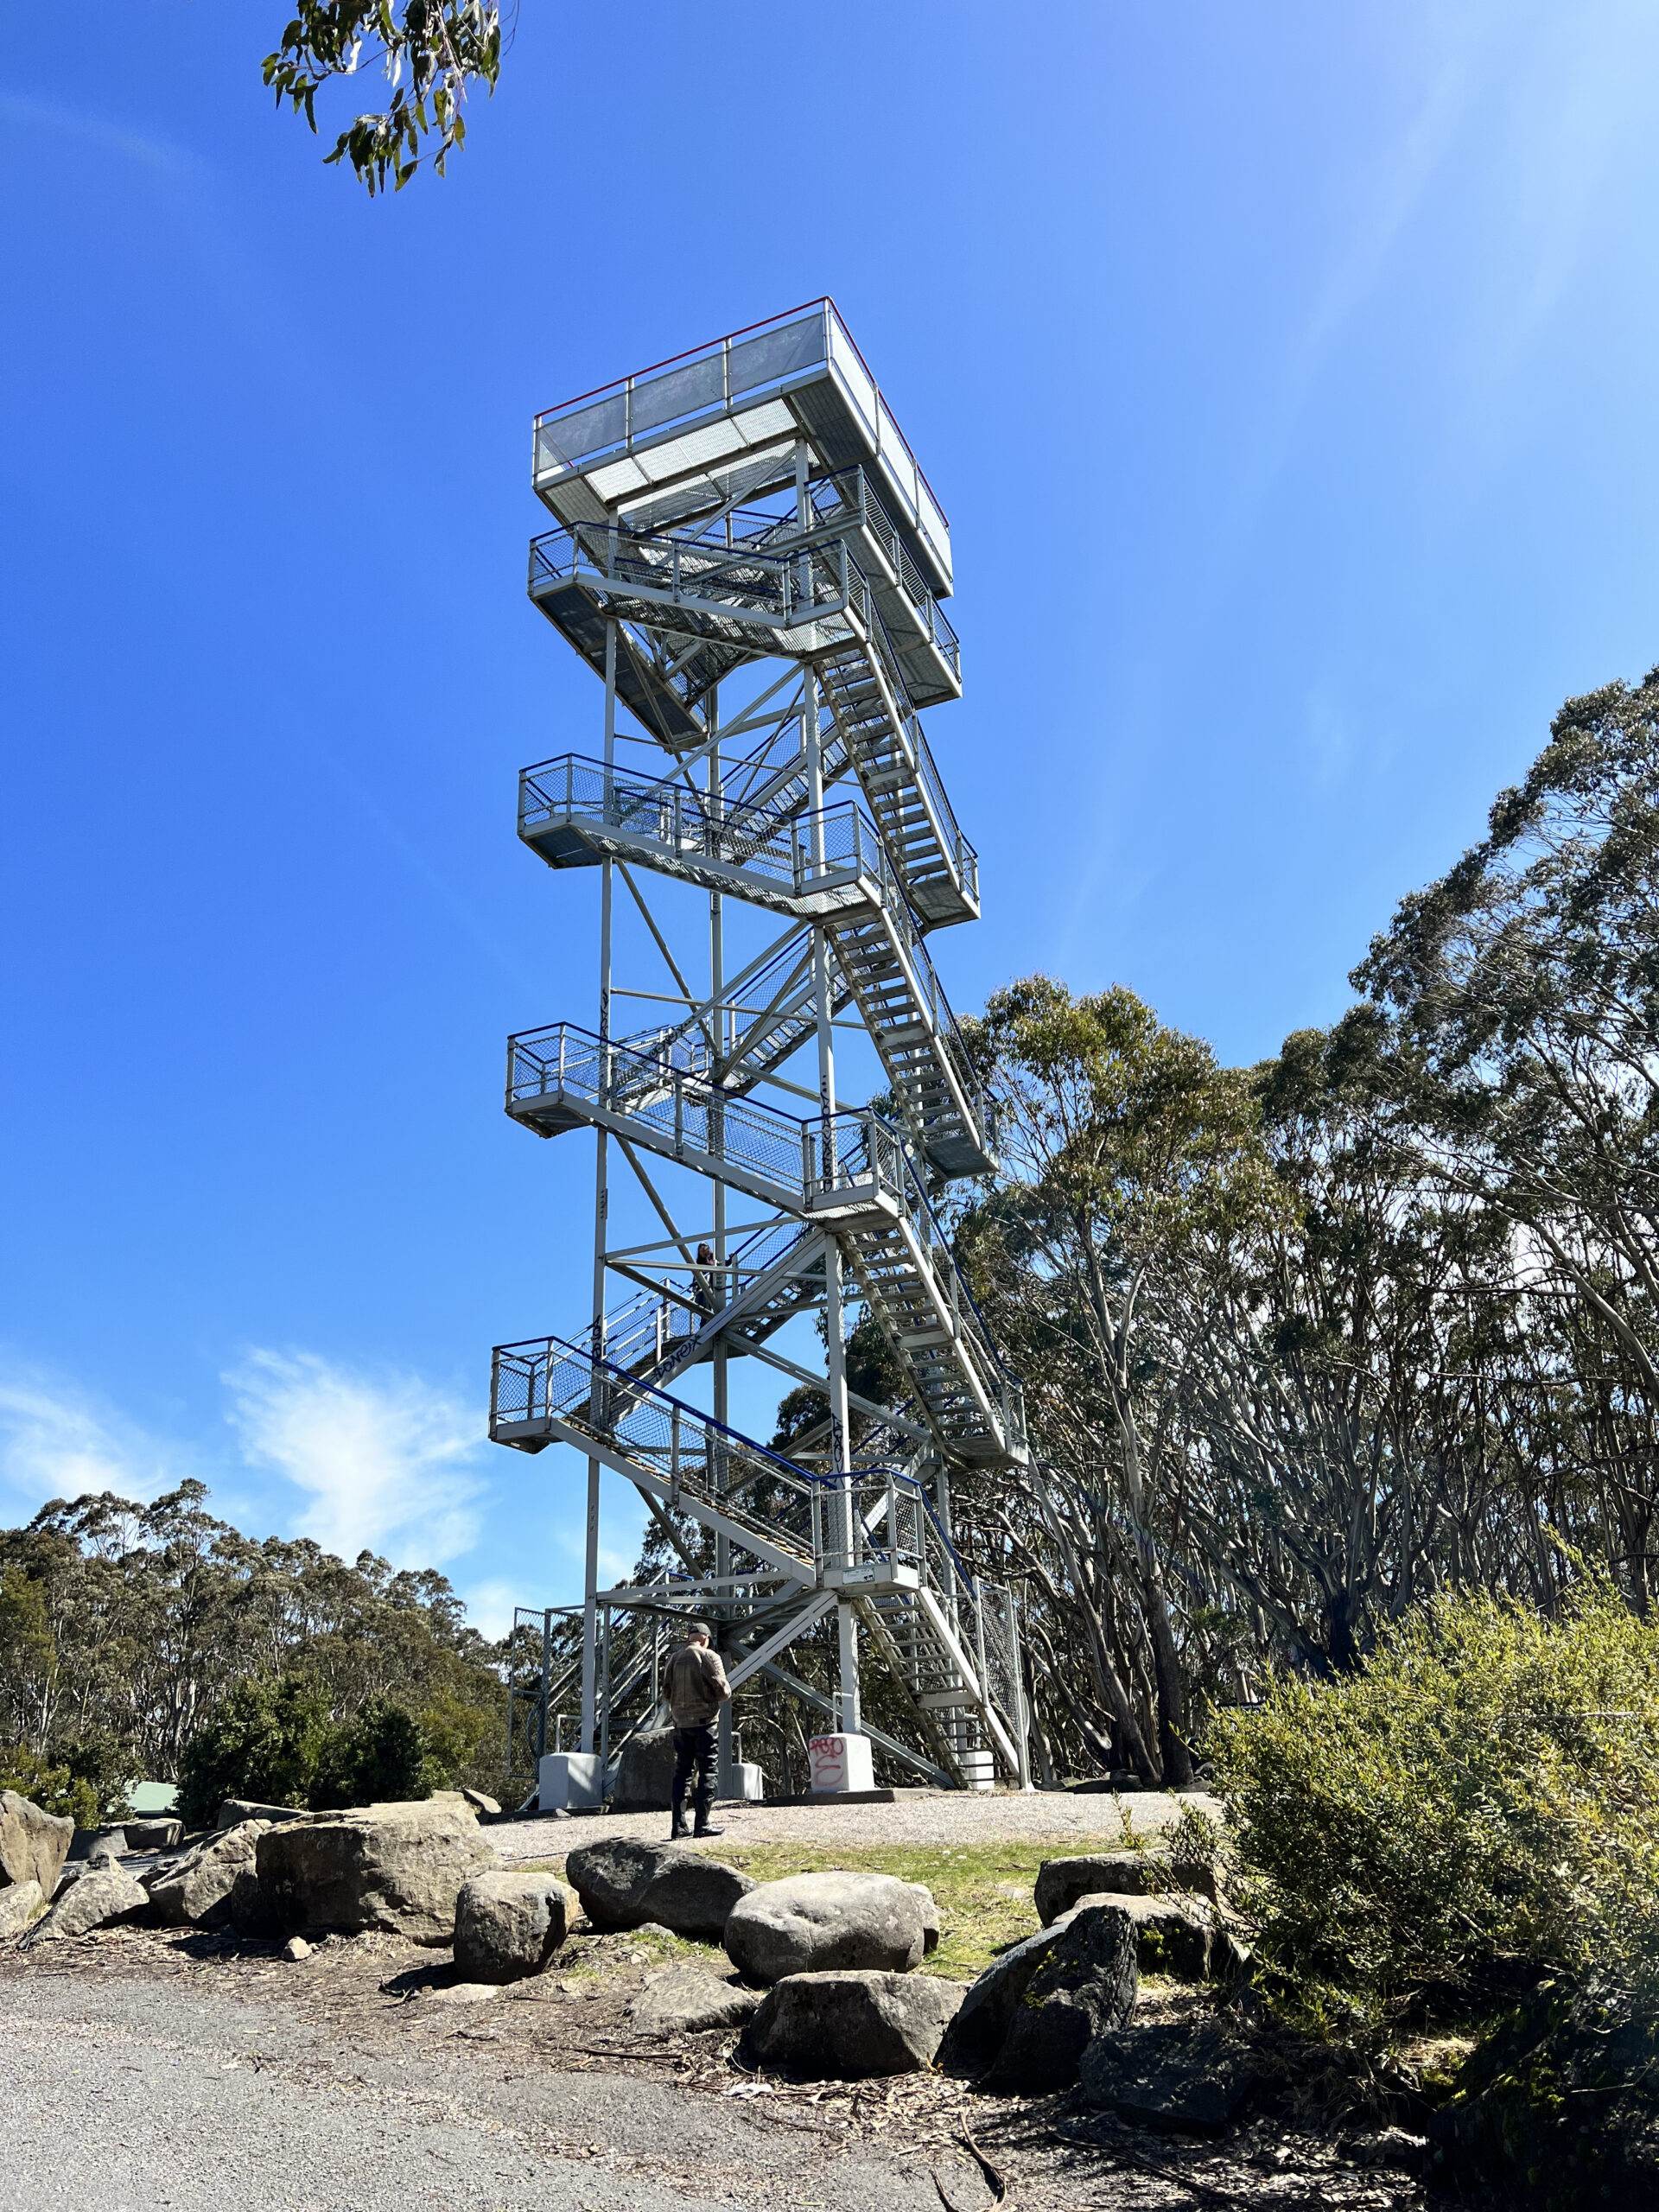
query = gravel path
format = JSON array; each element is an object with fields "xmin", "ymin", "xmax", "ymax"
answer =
[{"xmin": 489, "ymin": 1788, "xmax": 1220, "ymax": 1862}]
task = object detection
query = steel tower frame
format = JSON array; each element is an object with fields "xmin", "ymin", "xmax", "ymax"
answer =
[{"xmin": 490, "ymin": 301, "xmax": 1033, "ymax": 1795}]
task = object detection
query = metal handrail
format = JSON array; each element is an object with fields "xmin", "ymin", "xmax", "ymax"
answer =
[
  {"xmin": 531, "ymin": 298, "xmax": 950, "ymax": 534},
  {"xmin": 518, "ymin": 755, "xmax": 891, "ymax": 906},
  {"xmin": 527, "ymin": 521, "xmax": 976, "ymax": 912},
  {"xmin": 505, "ymin": 1020, "xmax": 1009, "ymax": 1391}
]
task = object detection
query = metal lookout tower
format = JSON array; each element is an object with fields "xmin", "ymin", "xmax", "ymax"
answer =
[{"xmin": 489, "ymin": 301, "xmax": 1033, "ymax": 1802}]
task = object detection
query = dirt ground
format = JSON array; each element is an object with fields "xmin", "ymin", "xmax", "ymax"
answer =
[{"xmin": 1, "ymin": 1897, "xmax": 1429, "ymax": 2211}]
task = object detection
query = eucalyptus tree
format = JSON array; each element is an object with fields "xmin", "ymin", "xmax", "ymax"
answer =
[
  {"xmin": 959, "ymin": 977, "xmax": 1289, "ymax": 1783},
  {"xmin": 1353, "ymin": 667, "xmax": 1659, "ymax": 1606}
]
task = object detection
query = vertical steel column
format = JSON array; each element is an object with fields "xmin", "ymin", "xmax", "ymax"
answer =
[
  {"xmin": 537, "ymin": 1605, "xmax": 553, "ymax": 1762},
  {"xmin": 580, "ymin": 617, "xmax": 619, "ymax": 1756},
  {"xmin": 709, "ymin": 689, "xmax": 735, "ymax": 1803},
  {"xmin": 798, "ymin": 445, "xmax": 859, "ymax": 1738}
]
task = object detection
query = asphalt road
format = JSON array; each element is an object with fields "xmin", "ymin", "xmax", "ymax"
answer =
[{"xmin": 1, "ymin": 1972, "xmax": 949, "ymax": 2212}]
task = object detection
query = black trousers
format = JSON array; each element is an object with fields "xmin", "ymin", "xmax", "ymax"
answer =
[{"xmin": 671, "ymin": 1723, "xmax": 716, "ymax": 1821}]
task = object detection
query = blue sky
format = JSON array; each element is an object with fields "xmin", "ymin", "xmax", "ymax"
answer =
[{"xmin": 5, "ymin": 3, "xmax": 1659, "ymax": 1633}]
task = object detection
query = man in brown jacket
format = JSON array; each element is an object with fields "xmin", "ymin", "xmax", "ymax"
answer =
[{"xmin": 665, "ymin": 1619, "xmax": 731, "ymax": 1840}]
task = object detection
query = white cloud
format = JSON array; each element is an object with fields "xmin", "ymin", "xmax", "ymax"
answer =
[
  {"xmin": 225, "ymin": 1349, "xmax": 489, "ymax": 1568},
  {"xmin": 0, "ymin": 1365, "xmax": 181, "ymax": 1517},
  {"xmin": 461, "ymin": 1578, "xmax": 524, "ymax": 1640}
]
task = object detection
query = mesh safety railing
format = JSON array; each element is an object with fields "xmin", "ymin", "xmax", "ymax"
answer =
[
  {"xmin": 528, "ymin": 520, "xmax": 852, "ymax": 636},
  {"xmin": 518, "ymin": 755, "xmax": 892, "ymax": 909},
  {"xmin": 505, "ymin": 1022, "xmax": 911, "ymax": 1209}
]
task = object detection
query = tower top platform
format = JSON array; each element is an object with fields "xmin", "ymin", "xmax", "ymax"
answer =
[{"xmin": 532, "ymin": 300, "xmax": 952, "ymax": 598}]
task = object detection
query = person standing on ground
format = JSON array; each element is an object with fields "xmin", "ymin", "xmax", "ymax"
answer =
[{"xmin": 665, "ymin": 1619, "xmax": 730, "ymax": 1840}]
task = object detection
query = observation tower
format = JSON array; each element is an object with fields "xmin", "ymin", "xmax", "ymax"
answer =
[{"xmin": 489, "ymin": 301, "xmax": 1033, "ymax": 1799}]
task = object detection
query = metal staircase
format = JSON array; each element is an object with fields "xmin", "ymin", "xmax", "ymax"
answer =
[{"xmin": 492, "ymin": 302, "xmax": 1032, "ymax": 1792}]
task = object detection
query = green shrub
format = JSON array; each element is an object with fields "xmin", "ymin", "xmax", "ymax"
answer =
[
  {"xmin": 1205, "ymin": 1576, "xmax": 1659, "ymax": 2045},
  {"xmin": 0, "ymin": 1743, "xmax": 99, "ymax": 1828},
  {"xmin": 176, "ymin": 1675, "xmax": 439, "ymax": 1827},
  {"xmin": 176, "ymin": 1675, "xmax": 332, "ymax": 1829},
  {"xmin": 309, "ymin": 1698, "xmax": 431, "ymax": 1810}
]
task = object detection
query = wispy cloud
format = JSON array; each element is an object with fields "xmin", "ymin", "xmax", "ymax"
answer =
[
  {"xmin": 461, "ymin": 1578, "xmax": 524, "ymax": 1640},
  {"xmin": 225, "ymin": 1349, "xmax": 489, "ymax": 1567},
  {"xmin": 0, "ymin": 91, "xmax": 200, "ymax": 177},
  {"xmin": 0, "ymin": 1364, "xmax": 183, "ymax": 1516}
]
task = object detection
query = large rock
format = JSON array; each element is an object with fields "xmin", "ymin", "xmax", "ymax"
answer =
[
  {"xmin": 628, "ymin": 1963, "xmax": 762, "ymax": 2037},
  {"xmin": 215, "ymin": 1798, "xmax": 309, "ymax": 1830},
  {"xmin": 67, "ymin": 1823, "xmax": 130, "ymax": 1865},
  {"xmin": 566, "ymin": 1837, "xmax": 753, "ymax": 1941},
  {"xmin": 145, "ymin": 1820, "xmax": 270, "ymax": 1929},
  {"xmin": 461, "ymin": 1788, "xmax": 500, "ymax": 1817},
  {"xmin": 1081, "ymin": 2020, "xmax": 1259, "ymax": 2131},
  {"xmin": 0, "ymin": 1878, "xmax": 44, "ymax": 1940},
  {"xmin": 256, "ymin": 1802, "xmax": 492, "ymax": 1945},
  {"xmin": 124, "ymin": 1819, "xmax": 183, "ymax": 1853},
  {"xmin": 24, "ymin": 1864, "xmax": 149, "ymax": 1943},
  {"xmin": 454, "ymin": 1870, "xmax": 574, "ymax": 1984},
  {"xmin": 939, "ymin": 1897, "xmax": 1135, "ymax": 2079},
  {"xmin": 741, "ymin": 1971, "xmax": 963, "ymax": 2078},
  {"xmin": 1113, "ymin": 1893, "xmax": 1220, "ymax": 1980},
  {"xmin": 228, "ymin": 1866, "xmax": 283, "ymax": 1938},
  {"xmin": 723, "ymin": 1872, "xmax": 932, "ymax": 1985},
  {"xmin": 907, "ymin": 1882, "xmax": 941, "ymax": 1954},
  {"xmin": 978, "ymin": 1903, "xmax": 1138, "ymax": 2093},
  {"xmin": 0, "ymin": 1791, "xmax": 74, "ymax": 1895},
  {"xmin": 1035, "ymin": 1852, "xmax": 1218, "ymax": 1924},
  {"xmin": 609, "ymin": 1727, "xmax": 679, "ymax": 1814}
]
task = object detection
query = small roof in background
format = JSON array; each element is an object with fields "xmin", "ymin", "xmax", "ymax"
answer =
[{"xmin": 127, "ymin": 1781, "xmax": 179, "ymax": 1815}]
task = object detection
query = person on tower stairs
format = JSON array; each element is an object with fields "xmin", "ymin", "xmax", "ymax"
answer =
[{"xmin": 665, "ymin": 1620, "xmax": 731, "ymax": 1840}]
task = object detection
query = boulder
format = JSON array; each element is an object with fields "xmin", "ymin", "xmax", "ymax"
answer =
[
  {"xmin": 566, "ymin": 1837, "xmax": 753, "ymax": 1942},
  {"xmin": 67, "ymin": 1823, "xmax": 130, "ymax": 1864},
  {"xmin": 907, "ymin": 1882, "xmax": 941, "ymax": 1954},
  {"xmin": 0, "ymin": 1791, "xmax": 74, "ymax": 1895},
  {"xmin": 1114, "ymin": 1893, "xmax": 1220, "ymax": 1980},
  {"xmin": 256, "ymin": 1801, "xmax": 493, "ymax": 1945},
  {"xmin": 628, "ymin": 1963, "xmax": 762, "ymax": 2038},
  {"xmin": 145, "ymin": 1820, "xmax": 270, "ymax": 1929},
  {"xmin": 0, "ymin": 1878, "xmax": 44, "ymax": 1940},
  {"xmin": 86, "ymin": 1837, "xmax": 124, "ymax": 1870},
  {"xmin": 228, "ymin": 1866, "xmax": 283, "ymax": 1938},
  {"xmin": 454, "ymin": 1871, "xmax": 575, "ymax": 1984},
  {"xmin": 609, "ymin": 1727, "xmax": 679, "ymax": 1814},
  {"xmin": 461, "ymin": 1788, "xmax": 500, "ymax": 1817},
  {"xmin": 24, "ymin": 1864, "xmax": 149, "ymax": 1943},
  {"xmin": 1035, "ymin": 1852, "xmax": 1218, "ymax": 1924},
  {"xmin": 1080, "ymin": 2020, "xmax": 1259, "ymax": 2132},
  {"xmin": 978, "ymin": 1903, "xmax": 1138, "ymax": 2093},
  {"xmin": 742, "ymin": 1970, "xmax": 963, "ymax": 2078},
  {"xmin": 215, "ymin": 1798, "xmax": 308, "ymax": 1830},
  {"xmin": 124, "ymin": 1819, "xmax": 184, "ymax": 1853},
  {"xmin": 939, "ymin": 1897, "xmax": 1135, "ymax": 2079},
  {"xmin": 723, "ymin": 1872, "xmax": 931, "ymax": 1985}
]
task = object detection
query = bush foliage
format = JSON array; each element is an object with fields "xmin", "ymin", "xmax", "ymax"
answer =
[
  {"xmin": 175, "ymin": 1674, "xmax": 442, "ymax": 1829},
  {"xmin": 1206, "ymin": 1575, "xmax": 1659, "ymax": 2044}
]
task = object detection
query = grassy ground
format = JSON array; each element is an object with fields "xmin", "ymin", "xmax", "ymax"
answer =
[{"xmin": 531, "ymin": 1834, "xmax": 1144, "ymax": 1980}]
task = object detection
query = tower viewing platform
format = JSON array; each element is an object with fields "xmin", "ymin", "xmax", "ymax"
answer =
[{"xmin": 531, "ymin": 300, "xmax": 953, "ymax": 599}]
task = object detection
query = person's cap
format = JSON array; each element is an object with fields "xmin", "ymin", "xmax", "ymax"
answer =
[{"xmin": 685, "ymin": 1618, "xmax": 711, "ymax": 1638}]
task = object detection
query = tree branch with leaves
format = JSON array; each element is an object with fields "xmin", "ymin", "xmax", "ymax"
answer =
[{"xmin": 264, "ymin": 2, "xmax": 504, "ymax": 195}]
